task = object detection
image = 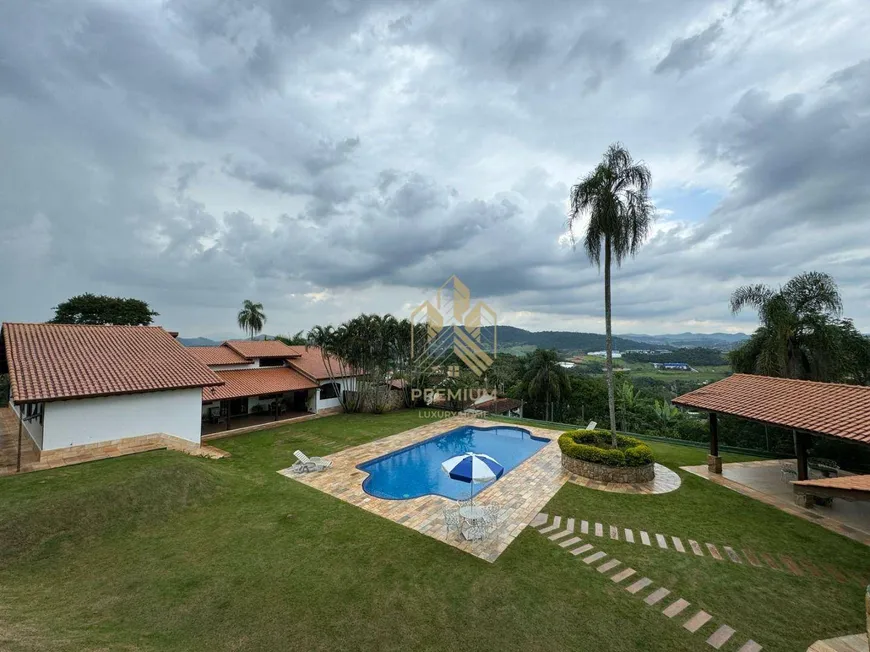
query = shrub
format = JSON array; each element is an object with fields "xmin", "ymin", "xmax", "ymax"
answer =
[{"xmin": 558, "ymin": 429, "xmax": 654, "ymax": 468}]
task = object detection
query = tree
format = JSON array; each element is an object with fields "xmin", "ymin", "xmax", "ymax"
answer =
[
  {"xmin": 275, "ymin": 331, "xmax": 307, "ymax": 346},
  {"xmin": 653, "ymin": 399, "xmax": 680, "ymax": 430},
  {"xmin": 567, "ymin": 143, "xmax": 655, "ymax": 445},
  {"xmin": 237, "ymin": 300, "xmax": 266, "ymax": 340},
  {"xmin": 50, "ymin": 293, "xmax": 158, "ymax": 326},
  {"xmin": 729, "ymin": 272, "xmax": 870, "ymax": 383},
  {"xmin": 520, "ymin": 349, "xmax": 571, "ymax": 422},
  {"xmin": 615, "ymin": 380, "xmax": 641, "ymax": 432}
]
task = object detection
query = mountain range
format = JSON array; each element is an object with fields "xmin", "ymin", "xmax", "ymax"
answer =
[{"xmin": 178, "ymin": 328, "xmax": 749, "ymax": 353}]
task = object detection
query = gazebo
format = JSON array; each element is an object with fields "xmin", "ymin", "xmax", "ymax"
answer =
[{"xmin": 672, "ymin": 374, "xmax": 870, "ymax": 506}]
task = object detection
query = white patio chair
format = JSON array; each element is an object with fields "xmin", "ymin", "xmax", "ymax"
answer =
[
  {"xmin": 585, "ymin": 421, "xmax": 598, "ymax": 430},
  {"xmin": 444, "ymin": 505, "xmax": 461, "ymax": 536},
  {"xmin": 293, "ymin": 450, "xmax": 332, "ymax": 472},
  {"xmin": 482, "ymin": 504, "xmax": 502, "ymax": 535}
]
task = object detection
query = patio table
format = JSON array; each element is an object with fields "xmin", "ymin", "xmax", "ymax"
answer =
[{"xmin": 459, "ymin": 506, "xmax": 488, "ymax": 540}]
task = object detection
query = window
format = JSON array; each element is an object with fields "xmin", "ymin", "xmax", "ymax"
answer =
[
  {"xmin": 258, "ymin": 357, "xmax": 285, "ymax": 367},
  {"xmin": 319, "ymin": 382, "xmax": 340, "ymax": 400}
]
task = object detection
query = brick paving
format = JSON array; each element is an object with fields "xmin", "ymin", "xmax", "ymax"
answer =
[{"xmin": 278, "ymin": 416, "xmax": 568, "ymax": 562}]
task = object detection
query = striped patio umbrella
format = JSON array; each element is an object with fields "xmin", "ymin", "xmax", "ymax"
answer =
[{"xmin": 441, "ymin": 452, "xmax": 504, "ymax": 504}]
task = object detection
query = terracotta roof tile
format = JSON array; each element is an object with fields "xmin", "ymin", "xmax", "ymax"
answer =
[
  {"xmin": 202, "ymin": 368, "xmax": 318, "ymax": 402},
  {"xmin": 673, "ymin": 374, "xmax": 870, "ymax": 445},
  {"xmin": 223, "ymin": 340, "xmax": 298, "ymax": 359},
  {"xmin": 186, "ymin": 345, "xmax": 249, "ymax": 365},
  {"xmin": 285, "ymin": 346, "xmax": 357, "ymax": 380},
  {"xmin": 793, "ymin": 474, "xmax": 870, "ymax": 492},
  {"xmin": 1, "ymin": 322, "xmax": 223, "ymax": 403}
]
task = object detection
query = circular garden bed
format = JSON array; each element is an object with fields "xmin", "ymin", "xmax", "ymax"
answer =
[{"xmin": 559, "ymin": 429, "xmax": 655, "ymax": 483}]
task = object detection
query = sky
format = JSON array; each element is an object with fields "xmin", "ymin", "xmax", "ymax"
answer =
[{"xmin": 1, "ymin": 0, "xmax": 869, "ymax": 340}]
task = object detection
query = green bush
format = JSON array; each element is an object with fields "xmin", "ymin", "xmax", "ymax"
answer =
[{"xmin": 558, "ymin": 429, "xmax": 654, "ymax": 468}]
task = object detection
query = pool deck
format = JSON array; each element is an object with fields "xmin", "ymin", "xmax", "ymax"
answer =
[{"xmin": 278, "ymin": 415, "xmax": 566, "ymax": 562}]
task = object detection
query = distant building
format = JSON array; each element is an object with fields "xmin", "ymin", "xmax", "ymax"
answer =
[
  {"xmin": 653, "ymin": 362, "xmax": 692, "ymax": 371},
  {"xmin": 587, "ymin": 351, "xmax": 622, "ymax": 358},
  {"xmin": 557, "ymin": 361, "xmax": 575, "ymax": 369}
]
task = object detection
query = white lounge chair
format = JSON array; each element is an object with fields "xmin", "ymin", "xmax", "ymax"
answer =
[
  {"xmin": 292, "ymin": 450, "xmax": 332, "ymax": 473},
  {"xmin": 585, "ymin": 421, "xmax": 598, "ymax": 430}
]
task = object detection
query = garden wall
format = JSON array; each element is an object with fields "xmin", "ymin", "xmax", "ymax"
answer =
[{"xmin": 561, "ymin": 454, "xmax": 655, "ymax": 483}]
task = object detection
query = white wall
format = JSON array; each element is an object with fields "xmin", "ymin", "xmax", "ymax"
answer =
[
  {"xmin": 315, "ymin": 377, "xmax": 354, "ymax": 412},
  {"xmin": 42, "ymin": 388, "xmax": 203, "ymax": 450},
  {"xmin": 9, "ymin": 400, "xmax": 44, "ymax": 450}
]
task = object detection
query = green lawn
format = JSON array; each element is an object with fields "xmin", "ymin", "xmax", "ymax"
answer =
[{"xmin": 1, "ymin": 410, "xmax": 867, "ymax": 651}]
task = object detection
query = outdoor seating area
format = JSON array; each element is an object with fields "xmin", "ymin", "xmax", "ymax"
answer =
[{"xmin": 444, "ymin": 500, "xmax": 502, "ymax": 541}]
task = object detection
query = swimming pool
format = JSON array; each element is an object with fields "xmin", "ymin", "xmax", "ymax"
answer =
[{"xmin": 358, "ymin": 424, "xmax": 549, "ymax": 500}]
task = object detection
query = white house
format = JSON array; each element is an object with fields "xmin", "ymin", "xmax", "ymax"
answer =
[
  {"xmin": 0, "ymin": 322, "xmax": 224, "ymax": 453},
  {"xmin": 0, "ymin": 324, "xmax": 362, "ymax": 467}
]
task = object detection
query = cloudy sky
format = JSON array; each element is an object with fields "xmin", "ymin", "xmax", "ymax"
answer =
[{"xmin": 1, "ymin": 0, "xmax": 869, "ymax": 340}]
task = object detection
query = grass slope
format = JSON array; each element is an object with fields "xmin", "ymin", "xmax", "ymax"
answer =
[{"xmin": 0, "ymin": 410, "xmax": 867, "ymax": 651}]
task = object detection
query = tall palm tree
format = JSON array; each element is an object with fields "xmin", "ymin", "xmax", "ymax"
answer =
[
  {"xmin": 237, "ymin": 300, "xmax": 266, "ymax": 340},
  {"xmin": 567, "ymin": 143, "xmax": 655, "ymax": 445},
  {"xmin": 521, "ymin": 349, "xmax": 571, "ymax": 422},
  {"xmin": 729, "ymin": 272, "xmax": 845, "ymax": 380}
]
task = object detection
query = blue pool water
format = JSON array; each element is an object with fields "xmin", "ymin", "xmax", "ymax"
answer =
[{"xmin": 358, "ymin": 425, "xmax": 549, "ymax": 500}]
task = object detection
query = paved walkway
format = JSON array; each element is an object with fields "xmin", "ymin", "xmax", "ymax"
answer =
[
  {"xmin": 530, "ymin": 513, "xmax": 763, "ymax": 651},
  {"xmin": 279, "ymin": 416, "xmax": 567, "ymax": 562},
  {"xmin": 682, "ymin": 461, "xmax": 870, "ymax": 546},
  {"xmin": 538, "ymin": 510, "xmax": 861, "ymax": 586}
]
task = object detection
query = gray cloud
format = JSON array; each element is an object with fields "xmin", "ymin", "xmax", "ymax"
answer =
[
  {"xmin": 1, "ymin": 0, "xmax": 869, "ymax": 339},
  {"xmin": 655, "ymin": 20, "xmax": 725, "ymax": 75}
]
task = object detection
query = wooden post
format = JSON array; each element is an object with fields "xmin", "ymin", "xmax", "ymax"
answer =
[
  {"xmin": 794, "ymin": 429, "xmax": 809, "ymax": 481},
  {"xmin": 225, "ymin": 401, "xmax": 231, "ymax": 431},
  {"xmin": 16, "ymin": 411, "xmax": 23, "ymax": 473},
  {"xmin": 707, "ymin": 412, "xmax": 722, "ymax": 474}
]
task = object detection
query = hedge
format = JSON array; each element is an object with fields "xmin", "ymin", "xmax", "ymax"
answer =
[{"xmin": 558, "ymin": 429, "xmax": 655, "ymax": 468}]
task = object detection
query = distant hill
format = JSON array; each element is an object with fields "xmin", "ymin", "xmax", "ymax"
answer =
[
  {"xmin": 621, "ymin": 332, "xmax": 749, "ymax": 351},
  {"xmin": 178, "ymin": 337, "xmax": 220, "ymax": 347},
  {"xmin": 480, "ymin": 326, "xmax": 656, "ymax": 354}
]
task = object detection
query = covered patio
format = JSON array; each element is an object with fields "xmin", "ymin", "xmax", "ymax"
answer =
[
  {"xmin": 674, "ymin": 374, "xmax": 870, "ymax": 544},
  {"xmin": 201, "ymin": 367, "xmax": 318, "ymax": 436}
]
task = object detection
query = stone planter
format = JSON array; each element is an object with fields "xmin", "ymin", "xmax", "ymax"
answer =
[{"xmin": 561, "ymin": 454, "xmax": 655, "ymax": 484}]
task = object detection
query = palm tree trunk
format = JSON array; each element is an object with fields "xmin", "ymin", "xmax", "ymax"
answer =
[{"xmin": 604, "ymin": 235, "xmax": 618, "ymax": 446}]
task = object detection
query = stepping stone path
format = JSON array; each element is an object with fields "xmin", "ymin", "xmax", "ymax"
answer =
[
  {"xmin": 644, "ymin": 588, "xmax": 671, "ymax": 605},
  {"xmin": 531, "ymin": 512, "xmax": 849, "ymax": 585},
  {"xmin": 683, "ymin": 610, "xmax": 713, "ymax": 633},
  {"xmin": 583, "ymin": 551, "xmax": 607, "ymax": 564},
  {"xmin": 662, "ymin": 598, "xmax": 690, "ymax": 618},
  {"xmin": 707, "ymin": 624, "xmax": 736, "ymax": 649},
  {"xmin": 598, "ymin": 559, "xmax": 621, "ymax": 573},
  {"xmin": 724, "ymin": 546, "xmax": 742, "ymax": 563},
  {"xmin": 611, "ymin": 568, "xmax": 636, "ymax": 583},
  {"xmin": 626, "ymin": 577, "xmax": 653, "ymax": 594},
  {"xmin": 706, "ymin": 543, "xmax": 724, "ymax": 560},
  {"xmin": 530, "ymin": 513, "xmax": 765, "ymax": 651},
  {"xmin": 539, "ymin": 516, "xmax": 562, "ymax": 534},
  {"xmin": 743, "ymin": 548, "xmax": 762, "ymax": 567}
]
